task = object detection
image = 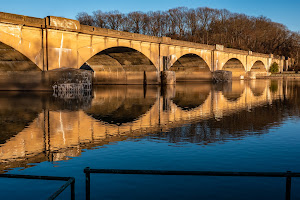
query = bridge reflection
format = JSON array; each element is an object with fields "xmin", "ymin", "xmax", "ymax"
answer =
[
  {"xmin": 86, "ymin": 85, "xmax": 158, "ymax": 124},
  {"xmin": 0, "ymin": 80, "xmax": 297, "ymax": 172}
]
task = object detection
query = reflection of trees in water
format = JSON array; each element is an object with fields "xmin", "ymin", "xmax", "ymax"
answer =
[{"xmin": 269, "ymin": 80, "xmax": 279, "ymax": 93}]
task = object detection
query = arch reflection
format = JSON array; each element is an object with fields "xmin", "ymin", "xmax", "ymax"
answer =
[
  {"xmin": 249, "ymin": 80, "xmax": 268, "ymax": 96},
  {"xmin": 222, "ymin": 81, "xmax": 246, "ymax": 102},
  {"xmin": 172, "ymin": 83, "xmax": 211, "ymax": 110},
  {"xmin": 85, "ymin": 85, "xmax": 158, "ymax": 125},
  {"xmin": 0, "ymin": 80, "xmax": 292, "ymax": 173}
]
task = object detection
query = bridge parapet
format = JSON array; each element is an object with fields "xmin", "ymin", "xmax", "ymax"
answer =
[
  {"xmin": 47, "ymin": 16, "xmax": 80, "ymax": 30},
  {"xmin": 133, "ymin": 32, "xmax": 161, "ymax": 43},
  {"xmin": 80, "ymin": 24, "xmax": 161, "ymax": 43},
  {"xmin": 215, "ymin": 45, "xmax": 270, "ymax": 58},
  {"xmin": 169, "ymin": 39, "xmax": 215, "ymax": 50},
  {"xmin": 223, "ymin": 47, "xmax": 249, "ymax": 55},
  {"xmin": 59, "ymin": 21, "xmax": 215, "ymax": 50},
  {"xmin": 0, "ymin": 12, "xmax": 44, "ymax": 27},
  {"xmin": 81, "ymin": 25, "xmax": 107, "ymax": 34},
  {"xmin": 252, "ymin": 52, "xmax": 270, "ymax": 58}
]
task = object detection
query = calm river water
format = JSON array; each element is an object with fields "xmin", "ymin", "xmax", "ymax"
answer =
[{"xmin": 1, "ymin": 79, "xmax": 300, "ymax": 199}]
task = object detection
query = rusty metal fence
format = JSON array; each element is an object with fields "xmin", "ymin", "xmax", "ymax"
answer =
[
  {"xmin": 0, "ymin": 174, "xmax": 75, "ymax": 200},
  {"xmin": 84, "ymin": 168, "xmax": 300, "ymax": 200}
]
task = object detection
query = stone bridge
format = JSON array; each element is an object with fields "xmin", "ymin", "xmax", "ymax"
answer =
[{"xmin": 0, "ymin": 12, "xmax": 290, "ymax": 89}]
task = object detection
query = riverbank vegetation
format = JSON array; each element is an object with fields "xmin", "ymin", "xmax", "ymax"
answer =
[
  {"xmin": 76, "ymin": 7, "xmax": 300, "ymax": 66},
  {"xmin": 269, "ymin": 63, "xmax": 279, "ymax": 73}
]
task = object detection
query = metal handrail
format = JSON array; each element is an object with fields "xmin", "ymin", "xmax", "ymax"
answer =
[
  {"xmin": 0, "ymin": 174, "xmax": 75, "ymax": 200},
  {"xmin": 84, "ymin": 168, "xmax": 300, "ymax": 200}
]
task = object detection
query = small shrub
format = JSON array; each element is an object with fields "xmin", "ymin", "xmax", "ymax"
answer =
[{"xmin": 269, "ymin": 63, "xmax": 279, "ymax": 73}]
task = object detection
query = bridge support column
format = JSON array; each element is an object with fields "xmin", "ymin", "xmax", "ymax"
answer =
[
  {"xmin": 212, "ymin": 44, "xmax": 224, "ymax": 71},
  {"xmin": 161, "ymin": 71, "xmax": 176, "ymax": 85}
]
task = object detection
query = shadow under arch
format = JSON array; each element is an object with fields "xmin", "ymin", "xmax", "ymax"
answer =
[
  {"xmin": 0, "ymin": 42, "xmax": 41, "ymax": 71},
  {"xmin": 81, "ymin": 46, "xmax": 158, "ymax": 84},
  {"xmin": 172, "ymin": 83, "xmax": 211, "ymax": 110},
  {"xmin": 251, "ymin": 60, "xmax": 267, "ymax": 72},
  {"xmin": 222, "ymin": 58, "xmax": 245, "ymax": 78},
  {"xmin": 221, "ymin": 81, "xmax": 246, "ymax": 102},
  {"xmin": 169, "ymin": 54, "xmax": 212, "ymax": 81},
  {"xmin": 84, "ymin": 85, "xmax": 158, "ymax": 125}
]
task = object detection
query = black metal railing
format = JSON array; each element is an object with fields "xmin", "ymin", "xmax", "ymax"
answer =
[
  {"xmin": 0, "ymin": 174, "xmax": 75, "ymax": 200},
  {"xmin": 84, "ymin": 168, "xmax": 300, "ymax": 200}
]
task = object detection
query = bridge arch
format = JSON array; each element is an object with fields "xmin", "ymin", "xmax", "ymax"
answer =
[
  {"xmin": 250, "ymin": 60, "xmax": 267, "ymax": 72},
  {"xmin": 0, "ymin": 24, "xmax": 43, "ymax": 70},
  {"xmin": 169, "ymin": 53, "xmax": 212, "ymax": 81},
  {"xmin": 81, "ymin": 46, "xmax": 158, "ymax": 84},
  {"xmin": 222, "ymin": 58, "xmax": 246, "ymax": 78},
  {"xmin": 0, "ymin": 41, "xmax": 41, "ymax": 71},
  {"xmin": 78, "ymin": 38, "xmax": 159, "ymax": 70},
  {"xmin": 168, "ymin": 49, "xmax": 212, "ymax": 71}
]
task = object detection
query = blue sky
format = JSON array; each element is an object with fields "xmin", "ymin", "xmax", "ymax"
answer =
[{"xmin": 1, "ymin": 0, "xmax": 299, "ymax": 31}]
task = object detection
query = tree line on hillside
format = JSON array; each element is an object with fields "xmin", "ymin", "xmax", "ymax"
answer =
[{"xmin": 76, "ymin": 7, "xmax": 300, "ymax": 66}]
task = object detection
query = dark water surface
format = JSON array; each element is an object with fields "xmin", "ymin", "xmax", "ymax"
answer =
[{"xmin": 1, "ymin": 79, "xmax": 300, "ymax": 199}]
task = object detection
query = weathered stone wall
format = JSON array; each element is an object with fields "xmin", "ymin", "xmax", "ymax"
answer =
[
  {"xmin": 175, "ymin": 71, "xmax": 212, "ymax": 81},
  {"xmin": 0, "ymin": 12, "xmax": 44, "ymax": 27},
  {"xmin": 0, "ymin": 69, "xmax": 92, "ymax": 91},
  {"xmin": 93, "ymin": 71, "xmax": 159, "ymax": 85}
]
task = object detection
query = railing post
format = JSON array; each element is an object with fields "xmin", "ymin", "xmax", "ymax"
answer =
[
  {"xmin": 286, "ymin": 171, "xmax": 291, "ymax": 200},
  {"xmin": 71, "ymin": 179, "xmax": 75, "ymax": 200},
  {"xmin": 85, "ymin": 167, "xmax": 91, "ymax": 200},
  {"xmin": 83, "ymin": 168, "xmax": 300, "ymax": 200}
]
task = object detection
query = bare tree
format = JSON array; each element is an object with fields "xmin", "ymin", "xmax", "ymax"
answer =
[
  {"xmin": 93, "ymin": 10, "xmax": 106, "ymax": 28},
  {"xmin": 76, "ymin": 12, "xmax": 94, "ymax": 26},
  {"xmin": 127, "ymin": 11, "xmax": 146, "ymax": 33},
  {"xmin": 106, "ymin": 11, "xmax": 125, "ymax": 30}
]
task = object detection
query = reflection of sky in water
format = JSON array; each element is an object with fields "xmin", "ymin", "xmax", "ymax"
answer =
[{"xmin": 1, "ymin": 79, "xmax": 300, "ymax": 199}]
